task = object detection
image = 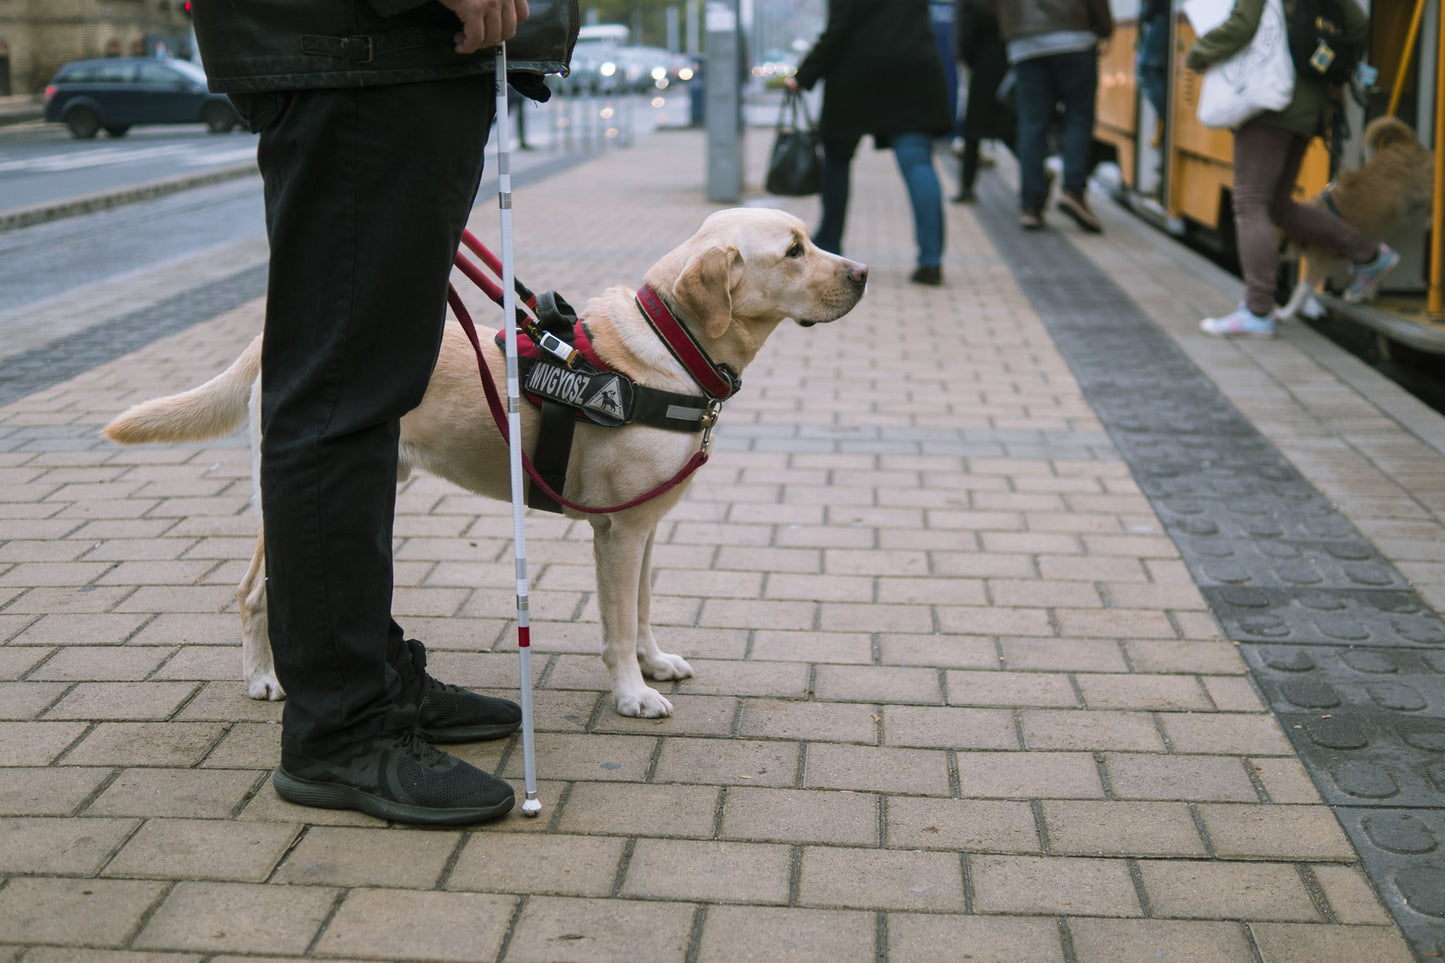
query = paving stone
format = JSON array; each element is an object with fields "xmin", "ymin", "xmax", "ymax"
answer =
[
  {"xmin": 885, "ymin": 796, "xmax": 1040, "ymax": 853},
  {"xmin": 1067, "ymin": 918, "xmax": 1253, "ymax": 963},
  {"xmin": 886, "ymin": 913, "xmax": 1064, "ymax": 961},
  {"xmin": 43, "ymin": 681, "xmax": 198, "ymax": 721},
  {"xmin": 104, "ymin": 817, "xmax": 299, "ymax": 882},
  {"xmin": 133, "ymin": 880, "xmax": 330, "ymax": 957},
  {"xmin": 719, "ymin": 786, "xmax": 878, "ymax": 846},
  {"xmin": 956, "ymin": 750, "xmax": 1104, "ymax": 799},
  {"xmin": 1102, "ymin": 753, "xmax": 1260, "ymax": 801},
  {"xmin": 737, "ymin": 699, "xmax": 880, "ymax": 744},
  {"xmin": 0, "ymin": 766, "xmax": 111, "ymax": 815},
  {"xmin": 697, "ymin": 905, "xmax": 877, "ymax": 963},
  {"xmin": 446, "ymin": 832, "xmax": 625, "ymax": 897},
  {"xmin": 554, "ymin": 782, "xmax": 720, "ymax": 838},
  {"xmin": 65, "ymin": 721, "xmax": 228, "ymax": 767},
  {"xmin": 1196, "ymin": 803, "xmax": 1358, "ymax": 861},
  {"xmin": 314, "ymin": 888, "xmax": 516, "ymax": 962},
  {"xmin": 0, "ymin": 720, "xmax": 87, "ymax": 765},
  {"xmin": 621, "ymin": 838, "xmax": 792, "ymax": 904},
  {"xmin": 650, "ymin": 736, "xmax": 800, "ymax": 787},
  {"xmin": 1020, "ymin": 709, "xmax": 1166, "ymax": 752},
  {"xmin": 881, "ymin": 705, "xmax": 1019, "ymax": 750},
  {"xmin": 0, "ymin": 815, "xmax": 139, "ymax": 874},
  {"xmin": 970, "ymin": 854, "xmax": 1142, "ymax": 916},
  {"xmin": 812, "ymin": 664, "xmax": 943, "ymax": 704},
  {"xmin": 1137, "ymin": 861, "xmax": 1321, "ymax": 921},
  {"xmin": 0, "ymin": 876, "xmax": 167, "ymax": 945},
  {"xmin": 799, "ymin": 847, "xmax": 965, "ymax": 911},
  {"xmin": 1249, "ymin": 922, "xmax": 1416, "ymax": 962},
  {"xmin": 84, "ymin": 767, "xmax": 263, "ymax": 819},
  {"xmin": 502, "ymin": 896, "xmax": 695, "ymax": 961},
  {"xmin": 803, "ymin": 743, "xmax": 952, "ymax": 796},
  {"xmin": 1041, "ymin": 800, "xmax": 1208, "ymax": 857}
]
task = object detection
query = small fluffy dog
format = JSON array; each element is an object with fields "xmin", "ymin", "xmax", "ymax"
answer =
[
  {"xmin": 104, "ymin": 208, "xmax": 868, "ymax": 718},
  {"xmin": 1278, "ymin": 116, "xmax": 1434, "ymax": 319}
]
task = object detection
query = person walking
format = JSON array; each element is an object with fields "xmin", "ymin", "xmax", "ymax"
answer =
[
  {"xmin": 787, "ymin": 0, "xmax": 953, "ymax": 286},
  {"xmin": 1187, "ymin": 0, "xmax": 1394, "ymax": 338},
  {"xmin": 953, "ymin": 0, "xmax": 1016, "ymax": 204},
  {"xmin": 187, "ymin": 0, "xmax": 573, "ymax": 826},
  {"xmin": 988, "ymin": 0, "xmax": 1113, "ymax": 231}
]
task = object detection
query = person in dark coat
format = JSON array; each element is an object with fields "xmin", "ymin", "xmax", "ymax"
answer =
[
  {"xmin": 185, "ymin": 0, "xmax": 574, "ymax": 827},
  {"xmin": 953, "ymin": 0, "xmax": 1015, "ymax": 203},
  {"xmin": 787, "ymin": 0, "xmax": 954, "ymax": 285}
]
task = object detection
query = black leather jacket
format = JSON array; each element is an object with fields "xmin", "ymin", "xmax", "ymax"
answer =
[{"xmin": 191, "ymin": 0, "xmax": 577, "ymax": 96}]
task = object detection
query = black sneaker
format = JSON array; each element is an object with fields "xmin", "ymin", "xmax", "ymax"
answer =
[
  {"xmin": 1058, "ymin": 190, "xmax": 1103, "ymax": 233},
  {"xmin": 910, "ymin": 265, "xmax": 943, "ymax": 286},
  {"xmin": 274, "ymin": 727, "xmax": 515, "ymax": 825},
  {"xmin": 416, "ymin": 673, "xmax": 522, "ymax": 744}
]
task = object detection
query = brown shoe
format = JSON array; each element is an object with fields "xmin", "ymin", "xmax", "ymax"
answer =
[
  {"xmin": 1058, "ymin": 191, "xmax": 1103, "ymax": 233},
  {"xmin": 1019, "ymin": 208, "xmax": 1044, "ymax": 230}
]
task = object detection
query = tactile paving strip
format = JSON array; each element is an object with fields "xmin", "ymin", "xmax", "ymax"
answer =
[{"xmin": 975, "ymin": 178, "xmax": 1445, "ymax": 956}]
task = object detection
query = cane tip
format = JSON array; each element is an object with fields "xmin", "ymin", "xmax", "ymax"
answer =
[{"xmin": 521, "ymin": 796, "xmax": 542, "ymax": 817}]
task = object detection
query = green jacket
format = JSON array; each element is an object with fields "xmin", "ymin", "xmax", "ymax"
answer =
[{"xmin": 1185, "ymin": 0, "xmax": 1366, "ymax": 136}]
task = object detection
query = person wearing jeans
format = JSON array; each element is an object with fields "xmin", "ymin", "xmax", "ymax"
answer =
[
  {"xmin": 989, "ymin": 0, "xmax": 1113, "ymax": 232},
  {"xmin": 1187, "ymin": 0, "xmax": 1390, "ymax": 338},
  {"xmin": 788, "ymin": 0, "xmax": 953, "ymax": 285}
]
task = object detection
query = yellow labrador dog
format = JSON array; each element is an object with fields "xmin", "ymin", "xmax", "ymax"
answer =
[{"xmin": 104, "ymin": 208, "xmax": 868, "ymax": 718}]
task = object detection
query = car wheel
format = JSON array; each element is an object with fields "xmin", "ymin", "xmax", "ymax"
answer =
[
  {"xmin": 65, "ymin": 107, "xmax": 100, "ymax": 139},
  {"xmin": 204, "ymin": 101, "xmax": 238, "ymax": 133},
  {"xmin": 103, "ymin": 125, "xmax": 131, "ymax": 137}
]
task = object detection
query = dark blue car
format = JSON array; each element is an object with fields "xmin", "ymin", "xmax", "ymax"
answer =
[{"xmin": 43, "ymin": 57, "xmax": 240, "ymax": 139}]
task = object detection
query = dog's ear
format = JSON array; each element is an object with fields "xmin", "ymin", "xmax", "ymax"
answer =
[{"xmin": 673, "ymin": 245, "xmax": 739, "ymax": 339}]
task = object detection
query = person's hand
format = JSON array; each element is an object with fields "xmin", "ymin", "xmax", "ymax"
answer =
[
  {"xmin": 438, "ymin": 0, "xmax": 529, "ymax": 54},
  {"xmin": 784, "ymin": 76, "xmax": 799, "ymax": 93}
]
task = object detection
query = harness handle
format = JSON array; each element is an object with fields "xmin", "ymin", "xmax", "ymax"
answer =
[{"xmin": 447, "ymin": 283, "xmax": 710, "ymax": 515}]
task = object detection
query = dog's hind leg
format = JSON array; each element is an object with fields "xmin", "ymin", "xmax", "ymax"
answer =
[
  {"xmin": 592, "ymin": 515, "xmax": 674, "ymax": 717},
  {"xmin": 238, "ymin": 530, "xmax": 283, "ymax": 701},
  {"xmin": 635, "ymin": 530, "xmax": 693, "ymax": 682}
]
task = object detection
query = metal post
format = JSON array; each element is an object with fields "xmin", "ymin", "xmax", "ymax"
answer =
[{"xmin": 704, "ymin": 0, "xmax": 743, "ymax": 203}]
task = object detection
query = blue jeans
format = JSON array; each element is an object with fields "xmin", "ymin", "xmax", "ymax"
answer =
[
  {"xmin": 1013, "ymin": 49, "xmax": 1098, "ymax": 211},
  {"xmin": 814, "ymin": 131, "xmax": 944, "ymax": 268}
]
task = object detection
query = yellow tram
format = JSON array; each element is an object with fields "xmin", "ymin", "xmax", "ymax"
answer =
[{"xmin": 1095, "ymin": 0, "xmax": 1444, "ymax": 349}]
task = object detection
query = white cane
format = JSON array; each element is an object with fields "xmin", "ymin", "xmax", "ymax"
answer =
[{"xmin": 494, "ymin": 43, "xmax": 541, "ymax": 817}]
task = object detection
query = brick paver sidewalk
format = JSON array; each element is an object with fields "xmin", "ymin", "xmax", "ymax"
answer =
[{"xmin": 0, "ymin": 125, "xmax": 1418, "ymax": 960}]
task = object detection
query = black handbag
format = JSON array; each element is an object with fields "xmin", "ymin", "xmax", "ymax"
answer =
[{"xmin": 765, "ymin": 89, "xmax": 823, "ymax": 197}]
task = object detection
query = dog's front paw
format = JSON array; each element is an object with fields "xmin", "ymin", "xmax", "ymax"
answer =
[
  {"xmin": 247, "ymin": 673, "xmax": 285, "ymax": 701},
  {"xmin": 641, "ymin": 651, "xmax": 693, "ymax": 681},
  {"xmin": 615, "ymin": 685, "xmax": 674, "ymax": 718}
]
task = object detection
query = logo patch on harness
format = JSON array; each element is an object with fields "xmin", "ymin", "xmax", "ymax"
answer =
[{"xmin": 523, "ymin": 361, "xmax": 633, "ymax": 427}]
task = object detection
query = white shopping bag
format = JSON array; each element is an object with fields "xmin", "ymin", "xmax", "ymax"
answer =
[{"xmin": 1190, "ymin": 0, "xmax": 1295, "ymax": 129}]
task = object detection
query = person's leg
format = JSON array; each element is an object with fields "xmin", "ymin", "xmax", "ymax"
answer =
[
  {"xmin": 1055, "ymin": 49, "xmax": 1098, "ymax": 198},
  {"xmin": 1228, "ymin": 120, "xmax": 1293, "ymax": 318},
  {"xmin": 1012, "ymin": 58, "xmax": 1052, "ymax": 216},
  {"xmin": 813, "ymin": 134, "xmax": 859, "ymax": 254},
  {"xmin": 957, "ymin": 134, "xmax": 981, "ymax": 199},
  {"xmin": 254, "ymin": 78, "xmax": 496, "ymax": 759},
  {"xmin": 892, "ymin": 131, "xmax": 944, "ymax": 270}
]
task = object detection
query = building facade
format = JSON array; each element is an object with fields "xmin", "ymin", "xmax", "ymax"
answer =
[{"xmin": 0, "ymin": 0, "xmax": 194, "ymax": 96}]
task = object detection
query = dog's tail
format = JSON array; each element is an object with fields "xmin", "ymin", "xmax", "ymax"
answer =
[
  {"xmin": 102, "ymin": 335, "xmax": 262, "ymax": 445},
  {"xmin": 1364, "ymin": 116, "xmax": 1418, "ymax": 155}
]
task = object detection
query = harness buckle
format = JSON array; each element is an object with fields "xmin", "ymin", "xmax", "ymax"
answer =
[
  {"xmin": 699, "ymin": 399, "xmax": 722, "ymax": 453},
  {"xmin": 341, "ymin": 35, "xmax": 374, "ymax": 63}
]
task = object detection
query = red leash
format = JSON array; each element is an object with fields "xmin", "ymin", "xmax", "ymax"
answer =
[{"xmin": 449, "ymin": 231, "xmax": 711, "ymax": 515}]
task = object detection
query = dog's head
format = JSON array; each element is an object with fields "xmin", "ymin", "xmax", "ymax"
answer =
[{"xmin": 643, "ymin": 208, "xmax": 868, "ymax": 353}]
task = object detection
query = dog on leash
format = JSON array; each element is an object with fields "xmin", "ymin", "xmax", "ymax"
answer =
[
  {"xmin": 103, "ymin": 208, "xmax": 868, "ymax": 718},
  {"xmin": 1278, "ymin": 116, "xmax": 1434, "ymax": 320}
]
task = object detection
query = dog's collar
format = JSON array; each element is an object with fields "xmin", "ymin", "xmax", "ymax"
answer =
[
  {"xmin": 635, "ymin": 284, "xmax": 741, "ymax": 401},
  {"xmin": 1319, "ymin": 182, "xmax": 1342, "ymax": 218}
]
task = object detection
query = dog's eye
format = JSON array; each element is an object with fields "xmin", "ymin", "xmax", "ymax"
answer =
[{"xmin": 786, "ymin": 241, "xmax": 804, "ymax": 258}]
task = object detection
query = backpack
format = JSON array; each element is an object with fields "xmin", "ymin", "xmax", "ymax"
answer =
[{"xmin": 1287, "ymin": 0, "xmax": 1360, "ymax": 85}]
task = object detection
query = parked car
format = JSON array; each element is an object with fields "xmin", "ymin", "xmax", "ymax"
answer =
[{"xmin": 43, "ymin": 57, "xmax": 241, "ymax": 139}]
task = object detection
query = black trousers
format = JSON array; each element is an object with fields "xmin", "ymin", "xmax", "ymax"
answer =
[{"xmin": 236, "ymin": 78, "xmax": 498, "ymax": 756}]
